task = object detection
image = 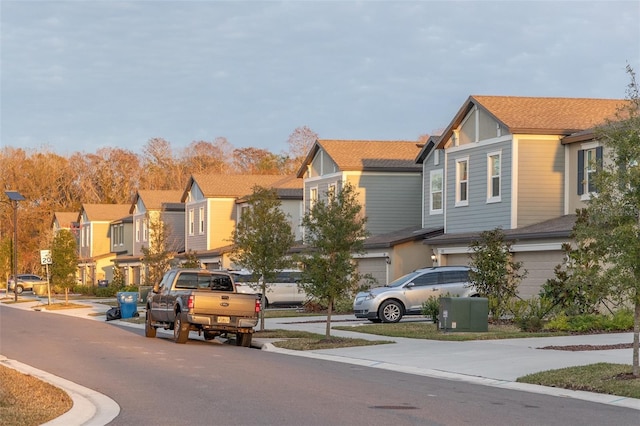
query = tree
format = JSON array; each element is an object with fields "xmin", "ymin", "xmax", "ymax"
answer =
[
  {"xmin": 50, "ymin": 229, "xmax": 79, "ymax": 304},
  {"xmin": 285, "ymin": 125, "xmax": 318, "ymax": 173},
  {"xmin": 468, "ymin": 228, "xmax": 527, "ymax": 321},
  {"xmin": 141, "ymin": 214, "xmax": 174, "ymax": 286},
  {"xmin": 573, "ymin": 65, "xmax": 640, "ymax": 376},
  {"xmin": 230, "ymin": 186, "xmax": 295, "ymax": 330},
  {"xmin": 181, "ymin": 250, "xmax": 201, "ymax": 269},
  {"xmin": 298, "ymin": 183, "xmax": 369, "ymax": 338},
  {"xmin": 541, "ymin": 211, "xmax": 611, "ymax": 316}
]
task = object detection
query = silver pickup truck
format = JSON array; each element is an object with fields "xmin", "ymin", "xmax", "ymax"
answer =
[{"xmin": 145, "ymin": 269, "xmax": 260, "ymax": 347}]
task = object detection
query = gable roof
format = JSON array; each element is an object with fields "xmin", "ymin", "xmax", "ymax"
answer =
[
  {"xmin": 80, "ymin": 204, "xmax": 131, "ymax": 222},
  {"xmin": 52, "ymin": 212, "xmax": 79, "ymax": 228},
  {"xmin": 297, "ymin": 139, "xmax": 423, "ymax": 178},
  {"xmin": 182, "ymin": 174, "xmax": 289, "ymax": 201},
  {"xmin": 131, "ymin": 190, "xmax": 184, "ymax": 214},
  {"xmin": 433, "ymin": 95, "xmax": 625, "ymax": 150}
]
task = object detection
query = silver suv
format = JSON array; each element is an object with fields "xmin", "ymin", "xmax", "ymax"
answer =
[
  {"xmin": 353, "ymin": 266, "xmax": 477, "ymax": 323},
  {"xmin": 7, "ymin": 274, "xmax": 45, "ymax": 294}
]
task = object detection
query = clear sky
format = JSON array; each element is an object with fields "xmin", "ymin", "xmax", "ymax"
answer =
[{"xmin": 1, "ymin": 0, "xmax": 639, "ymax": 156}]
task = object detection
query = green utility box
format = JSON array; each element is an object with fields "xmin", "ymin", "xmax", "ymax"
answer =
[{"xmin": 439, "ymin": 297, "xmax": 489, "ymax": 332}]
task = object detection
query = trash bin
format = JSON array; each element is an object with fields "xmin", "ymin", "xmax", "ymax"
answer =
[{"xmin": 117, "ymin": 291, "xmax": 139, "ymax": 319}]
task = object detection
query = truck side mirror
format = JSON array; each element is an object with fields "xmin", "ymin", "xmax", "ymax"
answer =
[{"xmin": 153, "ymin": 283, "xmax": 161, "ymax": 293}]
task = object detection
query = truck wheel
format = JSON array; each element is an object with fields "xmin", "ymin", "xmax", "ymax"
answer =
[
  {"xmin": 379, "ymin": 300, "xmax": 403, "ymax": 323},
  {"xmin": 145, "ymin": 310, "xmax": 156, "ymax": 338},
  {"xmin": 236, "ymin": 333, "xmax": 252, "ymax": 347},
  {"xmin": 173, "ymin": 312, "xmax": 189, "ymax": 344},
  {"xmin": 15, "ymin": 285, "xmax": 24, "ymax": 295}
]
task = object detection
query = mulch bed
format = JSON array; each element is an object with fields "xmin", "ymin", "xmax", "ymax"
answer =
[{"xmin": 540, "ymin": 343, "xmax": 633, "ymax": 351}]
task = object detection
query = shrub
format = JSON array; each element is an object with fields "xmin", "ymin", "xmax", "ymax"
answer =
[
  {"xmin": 544, "ymin": 310, "xmax": 633, "ymax": 332},
  {"xmin": 421, "ymin": 296, "xmax": 440, "ymax": 323},
  {"xmin": 509, "ymin": 296, "xmax": 555, "ymax": 332}
]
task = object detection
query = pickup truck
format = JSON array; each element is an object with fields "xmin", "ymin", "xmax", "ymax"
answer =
[{"xmin": 145, "ymin": 269, "xmax": 260, "ymax": 347}]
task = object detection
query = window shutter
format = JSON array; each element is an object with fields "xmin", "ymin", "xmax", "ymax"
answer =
[{"xmin": 577, "ymin": 150, "xmax": 584, "ymax": 195}]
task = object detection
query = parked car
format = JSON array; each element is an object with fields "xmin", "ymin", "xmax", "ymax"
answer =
[
  {"xmin": 7, "ymin": 274, "xmax": 46, "ymax": 294},
  {"xmin": 353, "ymin": 266, "xmax": 478, "ymax": 323},
  {"xmin": 231, "ymin": 269, "xmax": 307, "ymax": 307}
]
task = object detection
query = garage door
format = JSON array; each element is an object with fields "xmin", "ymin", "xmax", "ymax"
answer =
[{"xmin": 357, "ymin": 258, "xmax": 388, "ymax": 287}]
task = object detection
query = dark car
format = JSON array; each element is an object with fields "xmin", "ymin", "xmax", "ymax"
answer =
[{"xmin": 7, "ymin": 274, "xmax": 45, "ymax": 294}]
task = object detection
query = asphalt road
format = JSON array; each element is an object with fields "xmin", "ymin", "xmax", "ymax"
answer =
[{"xmin": 2, "ymin": 306, "xmax": 639, "ymax": 426}]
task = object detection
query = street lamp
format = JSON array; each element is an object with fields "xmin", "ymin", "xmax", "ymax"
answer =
[{"xmin": 5, "ymin": 190, "xmax": 25, "ymax": 302}]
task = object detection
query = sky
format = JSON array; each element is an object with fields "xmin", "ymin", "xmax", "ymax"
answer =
[{"xmin": 1, "ymin": 0, "xmax": 639, "ymax": 157}]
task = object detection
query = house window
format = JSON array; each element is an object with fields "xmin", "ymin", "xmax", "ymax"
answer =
[
  {"xmin": 578, "ymin": 146, "xmax": 603, "ymax": 197},
  {"xmin": 433, "ymin": 150, "xmax": 440, "ymax": 166},
  {"xmin": 199, "ymin": 206, "xmax": 205, "ymax": 234},
  {"xmin": 189, "ymin": 209, "xmax": 195, "ymax": 236},
  {"xmin": 309, "ymin": 187, "xmax": 318, "ymax": 212},
  {"xmin": 327, "ymin": 183, "xmax": 337, "ymax": 201},
  {"xmin": 487, "ymin": 151, "xmax": 501, "ymax": 202},
  {"xmin": 143, "ymin": 218, "xmax": 148, "ymax": 242},
  {"xmin": 430, "ymin": 169, "xmax": 443, "ymax": 214},
  {"xmin": 118, "ymin": 224, "xmax": 124, "ymax": 246},
  {"xmin": 135, "ymin": 219, "xmax": 140, "ymax": 242},
  {"xmin": 455, "ymin": 157, "xmax": 469, "ymax": 206}
]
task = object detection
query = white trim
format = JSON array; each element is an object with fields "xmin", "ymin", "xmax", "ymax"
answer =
[
  {"xmin": 486, "ymin": 150, "xmax": 502, "ymax": 203},
  {"xmin": 303, "ymin": 171, "xmax": 342, "ymax": 183},
  {"xmin": 447, "ymin": 135, "xmax": 512, "ymax": 154},
  {"xmin": 352, "ymin": 252, "xmax": 389, "ymax": 259},
  {"xmin": 437, "ymin": 242, "xmax": 565, "ymax": 255},
  {"xmin": 511, "ymin": 136, "xmax": 519, "ymax": 229},
  {"xmin": 429, "ymin": 169, "xmax": 444, "ymax": 215},
  {"xmin": 455, "ymin": 156, "xmax": 469, "ymax": 207}
]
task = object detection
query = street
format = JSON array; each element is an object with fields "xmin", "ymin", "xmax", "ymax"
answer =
[{"xmin": 1, "ymin": 305, "xmax": 639, "ymax": 426}]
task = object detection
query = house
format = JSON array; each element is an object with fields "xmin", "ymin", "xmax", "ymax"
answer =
[
  {"xmin": 107, "ymin": 190, "xmax": 184, "ymax": 286},
  {"xmin": 296, "ymin": 139, "xmax": 427, "ymax": 285},
  {"xmin": 181, "ymin": 174, "xmax": 302, "ymax": 270},
  {"xmin": 417, "ymin": 95, "xmax": 624, "ymax": 297},
  {"xmin": 77, "ymin": 203, "xmax": 131, "ymax": 285},
  {"xmin": 297, "ymin": 139, "xmax": 424, "ymax": 236},
  {"xmin": 52, "ymin": 211, "xmax": 80, "ymax": 235}
]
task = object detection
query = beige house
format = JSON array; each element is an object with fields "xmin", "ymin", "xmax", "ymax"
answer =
[
  {"xmin": 77, "ymin": 203, "xmax": 130, "ymax": 285},
  {"xmin": 181, "ymin": 174, "xmax": 303, "ymax": 270}
]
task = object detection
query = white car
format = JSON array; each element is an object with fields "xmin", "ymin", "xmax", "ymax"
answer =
[{"xmin": 231, "ymin": 270, "xmax": 307, "ymax": 307}]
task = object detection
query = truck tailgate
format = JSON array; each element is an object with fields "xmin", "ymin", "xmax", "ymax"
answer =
[{"xmin": 191, "ymin": 291, "xmax": 258, "ymax": 317}]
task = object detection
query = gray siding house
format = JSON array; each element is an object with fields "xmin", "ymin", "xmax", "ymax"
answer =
[{"xmin": 417, "ymin": 95, "xmax": 624, "ymax": 297}]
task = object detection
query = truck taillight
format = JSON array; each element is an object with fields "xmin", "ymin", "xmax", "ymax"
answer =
[
  {"xmin": 188, "ymin": 294, "xmax": 194, "ymax": 310},
  {"xmin": 255, "ymin": 298, "xmax": 261, "ymax": 313}
]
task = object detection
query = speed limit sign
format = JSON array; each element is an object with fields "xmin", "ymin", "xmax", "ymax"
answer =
[{"xmin": 40, "ymin": 250, "xmax": 52, "ymax": 265}]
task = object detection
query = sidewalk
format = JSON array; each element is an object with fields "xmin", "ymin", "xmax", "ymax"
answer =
[{"xmin": 2, "ymin": 295, "xmax": 640, "ymax": 425}]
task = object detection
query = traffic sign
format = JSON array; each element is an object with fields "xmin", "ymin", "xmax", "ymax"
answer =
[{"xmin": 40, "ymin": 250, "xmax": 52, "ymax": 265}]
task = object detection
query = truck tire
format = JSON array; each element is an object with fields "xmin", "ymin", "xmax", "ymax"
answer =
[
  {"xmin": 379, "ymin": 300, "xmax": 403, "ymax": 323},
  {"xmin": 173, "ymin": 311, "xmax": 189, "ymax": 344},
  {"xmin": 15, "ymin": 285, "xmax": 24, "ymax": 295},
  {"xmin": 236, "ymin": 332, "xmax": 252, "ymax": 347},
  {"xmin": 145, "ymin": 309, "xmax": 156, "ymax": 338}
]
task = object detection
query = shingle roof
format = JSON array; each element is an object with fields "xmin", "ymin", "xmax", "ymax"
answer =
[
  {"xmin": 133, "ymin": 190, "xmax": 184, "ymax": 213},
  {"xmin": 297, "ymin": 139, "xmax": 423, "ymax": 177},
  {"xmin": 81, "ymin": 204, "xmax": 131, "ymax": 222},
  {"xmin": 186, "ymin": 174, "xmax": 294, "ymax": 199},
  {"xmin": 434, "ymin": 96, "xmax": 625, "ymax": 151},
  {"xmin": 52, "ymin": 212, "xmax": 79, "ymax": 228}
]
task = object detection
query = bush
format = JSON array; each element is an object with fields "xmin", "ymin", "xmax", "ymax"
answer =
[
  {"xmin": 509, "ymin": 296, "xmax": 555, "ymax": 332},
  {"xmin": 544, "ymin": 310, "xmax": 633, "ymax": 332},
  {"xmin": 421, "ymin": 296, "xmax": 440, "ymax": 323}
]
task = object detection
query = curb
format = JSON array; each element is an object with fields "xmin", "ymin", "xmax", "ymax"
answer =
[{"xmin": 0, "ymin": 355, "xmax": 120, "ymax": 426}]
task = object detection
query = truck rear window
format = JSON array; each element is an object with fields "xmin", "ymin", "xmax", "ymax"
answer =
[{"xmin": 175, "ymin": 273, "xmax": 233, "ymax": 291}]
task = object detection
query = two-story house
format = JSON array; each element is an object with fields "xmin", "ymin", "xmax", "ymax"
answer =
[
  {"xmin": 181, "ymin": 174, "xmax": 302, "ymax": 270},
  {"xmin": 296, "ymin": 139, "xmax": 430, "ymax": 285},
  {"xmin": 108, "ymin": 190, "xmax": 184, "ymax": 286},
  {"xmin": 417, "ymin": 95, "xmax": 623, "ymax": 297},
  {"xmin": 77, "ymin": 203, "xmax": 130, "ymax": 285}
]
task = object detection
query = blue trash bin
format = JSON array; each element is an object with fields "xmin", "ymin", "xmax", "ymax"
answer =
[{"xmin": 117, "ymin": 292, "xmax": 139, "ymax": 319}]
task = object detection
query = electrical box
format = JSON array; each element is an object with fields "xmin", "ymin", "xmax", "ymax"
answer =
[{"xmin": 439, "ymin": 297, "xmax": 488, "ymax": 332}]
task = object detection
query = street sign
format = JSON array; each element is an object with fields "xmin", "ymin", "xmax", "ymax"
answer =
[{"xmin": 40, "ymin": 250, "xmax": 52, "ymax": 265}]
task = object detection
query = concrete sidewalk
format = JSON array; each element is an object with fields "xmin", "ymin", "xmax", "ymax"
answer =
[{"xmin": 2, "ymin": 295, "xmax": 640, "ymax": 426}]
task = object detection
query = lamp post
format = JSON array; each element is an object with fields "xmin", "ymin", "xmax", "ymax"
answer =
[{"xmin": 5, "ymin": 191, "xmax": 25, "ymax": 302}]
